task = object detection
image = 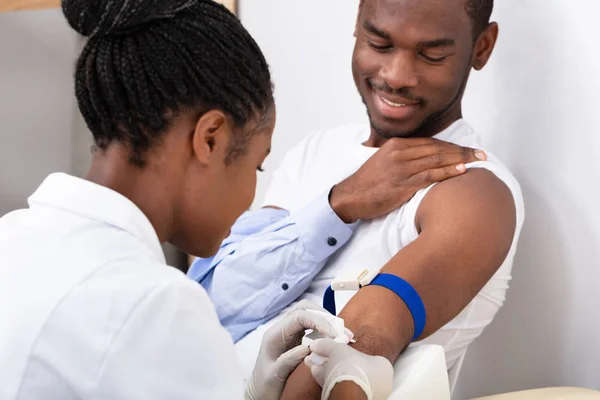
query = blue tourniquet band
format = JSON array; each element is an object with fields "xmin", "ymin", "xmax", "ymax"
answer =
[{"xmin": 322, "ymin": 273, "xmax": 426, "ymax": 341}]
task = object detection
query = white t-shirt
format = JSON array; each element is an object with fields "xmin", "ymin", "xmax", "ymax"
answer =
[
  {"xmin": 0, "ymin": 173, "xmax": 244, "ymax": 400},
  {"xmin": 261, "ymin": 119, "xmax": 525, "ymax": 370}
]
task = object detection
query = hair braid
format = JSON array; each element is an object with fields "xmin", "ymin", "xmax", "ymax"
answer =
[{"xmin": 62, "ymin": 0, "xmax": 274, "ymax": 166}]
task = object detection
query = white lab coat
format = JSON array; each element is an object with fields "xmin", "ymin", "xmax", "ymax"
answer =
[{"xmin": 0, "ymin": 173, "xmax": 244, "ymax": 400}]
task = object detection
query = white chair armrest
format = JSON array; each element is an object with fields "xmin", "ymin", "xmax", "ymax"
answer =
[{"xmin": 388, "ymin": 344, "xmax": 451, "ymax": 400}]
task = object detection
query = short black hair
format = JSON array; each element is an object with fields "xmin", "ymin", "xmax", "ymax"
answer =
[
  {"xmin": 465, "ymin": 0, "xmax": 494, "ymax": 39},
  {"xmin": 62, "ymin": 0, "xmax": 274, "ymax": 166}
]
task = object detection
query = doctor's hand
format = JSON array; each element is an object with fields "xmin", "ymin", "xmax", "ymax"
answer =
[
  {"xmin": 244, "ymin": 300, "xmax": 341, "ymax": 400},
  {"xmin": 305, "ymin": 339, "xmax": 394, "ymax": 400},
  {"xmin": 329, "ymin": 137, "xmax": 487, "ymax": 223}
]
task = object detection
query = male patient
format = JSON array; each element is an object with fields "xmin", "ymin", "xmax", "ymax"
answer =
[{"xmin": 189, "ymin": 0, "xmax": 524, "ymax": 397}]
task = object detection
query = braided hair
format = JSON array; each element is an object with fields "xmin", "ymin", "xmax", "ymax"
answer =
[{"xmin": 62, "ymin": 0, "xmax": 274, "ymax": 166}]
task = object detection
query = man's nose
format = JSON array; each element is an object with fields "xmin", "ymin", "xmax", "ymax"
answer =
[{"xmin": 379, "ymin": 50, "xmax": 419, "ymax": 90}]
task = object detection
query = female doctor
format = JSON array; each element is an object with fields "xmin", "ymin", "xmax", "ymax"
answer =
[{"xmin": 0, "ymin": 0, "xmax": 393, "ymax": 399}]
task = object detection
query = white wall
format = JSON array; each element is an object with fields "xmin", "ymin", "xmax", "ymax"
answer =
[
  {"xmin": 455, "ymin": 1, "xmax": 600, "ymax": 397},
  {"xmin": 0, "ymin": 9, "xmax": 79, "ymax": 216},
  {"xmin": 0, "ymin": 10, "xmax": 185, "ymax": 268},
  {"xmin": 239, "ymin": 0, "xmax": 368, "ymax": 208},
  {"xmin": 240, "ymin": 0, "xmax": 600, "ymax": 398}
]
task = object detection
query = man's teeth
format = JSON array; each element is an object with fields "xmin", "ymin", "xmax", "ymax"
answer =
[{"xmin": 380, "ymin": 95, "xmax": 407, "ymax": 108}]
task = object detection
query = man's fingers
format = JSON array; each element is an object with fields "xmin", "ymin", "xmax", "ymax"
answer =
[
  {"xmin": 409, "ymin": 163, "xmax": 469, "ymax": 187},
  {"xmin": 384, "ymin": 137, "xmax": 437, "ymax": 149},
  {"xmin": 385, "ymin": 137, "xmax": 485, "ymax": 153},
  {"xmin": 406, "ymin": 149, "xmax": 485, "ymax": 176},
  {"xmin": 401, "ymin": 143, "xmax": 486, "ymax": 163}
]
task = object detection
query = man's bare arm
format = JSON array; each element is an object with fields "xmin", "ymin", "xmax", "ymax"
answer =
[{"xmin": 281, "ymin": 169, "xmax": 517, "ymax": 399}]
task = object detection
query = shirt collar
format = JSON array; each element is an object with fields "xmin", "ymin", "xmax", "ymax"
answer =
[{"xmin": 28, "ymin": 173, "xmax": 166, "ymax": 263}]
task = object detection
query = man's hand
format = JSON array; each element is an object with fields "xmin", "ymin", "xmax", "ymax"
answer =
[{"xmin": 329, "ymin": 138, "xmax": 487, "ymax": 223}]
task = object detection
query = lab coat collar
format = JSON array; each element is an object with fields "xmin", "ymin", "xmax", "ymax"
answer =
[{"xmin": 28, "ymin": 173, "xmax": 166, "ymax": 264}]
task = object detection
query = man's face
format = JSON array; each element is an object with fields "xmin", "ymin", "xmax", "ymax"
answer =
[{"xmin": 353, "ymin": 0, "xmax": 478, "ymax": 138}]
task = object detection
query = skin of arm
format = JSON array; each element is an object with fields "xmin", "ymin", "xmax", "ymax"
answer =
[{"xmin": 281, "ymin": 169, "xmax": 517, "ymax": 399}]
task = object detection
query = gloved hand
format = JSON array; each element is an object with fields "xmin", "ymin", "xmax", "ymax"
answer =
[
  {"xmin": 244, "ymin": 300, "xmax": 345, "ymax": 400},
  {"xmin": 305, "ymin": 338, "xmax": 394, "ymax": 400}
]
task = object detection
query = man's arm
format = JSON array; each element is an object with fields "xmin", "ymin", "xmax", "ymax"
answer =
[
  {"xmin": 281, "ymin": 168, "xmax": 517, "ymax": 399},
  {"xmin": 188, "ymin": 191, "xmax": 356, "ymax": 342},
  {"xmin": 190, "ymin": 136, "xmax": 484, "ymax": 343}
]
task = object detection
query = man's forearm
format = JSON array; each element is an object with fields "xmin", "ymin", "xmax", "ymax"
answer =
[
  {"xmin": 281, "ymin": 364, "xmax": 320, "ymax": 400},
  {"xmin": 281, "ymin": 367, "xmax": 369, "ymax": 400},
  {"xmin": 330, "ymin": 381, "xmax": 369, "ymax": 400},
  {"xmin": 189, "ymin": 191, "xmax": 356, "ymax": 341},
  {"xmin": 340, "ymin": 285, "xmax": 413, "ymax": 361}
]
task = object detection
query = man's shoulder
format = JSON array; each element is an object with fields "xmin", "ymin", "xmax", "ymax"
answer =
[
  {"xmin": 401, "ymin": 121, "xmax": 525, "ymax": 241},
  {"xmin": 438, "ymin": 119, "xmax": 524, "ymax": 216},
  {"xmin": 416, "ymin": 166, "xmax": 523, "ymax": 242}
]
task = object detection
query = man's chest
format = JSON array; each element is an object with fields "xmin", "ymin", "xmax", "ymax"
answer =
[
  {"xmin": 289, "ymin": 147, "xmax": 373, "ymax": 213},
  {"xmin": 290, "ymin": 145, "xmax": 422, "ymax": 282}
]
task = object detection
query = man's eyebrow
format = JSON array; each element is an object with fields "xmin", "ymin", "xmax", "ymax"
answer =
[
  {"xmin": 363, "ymin": 20, "xmax": 391, "ymax": 40},
  {"xmin": 363, "ymin": 20, "xmax": 455, "ymax": 49},
  {"xmin": 419, "ymin": 38, "xmax": 456, "ymax": 48}
]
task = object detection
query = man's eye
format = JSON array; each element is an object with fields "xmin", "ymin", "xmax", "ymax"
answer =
[
  {"xmin": 257, "ymin": 166, "xmax": 265, "ymax": 172},
  {"xmin": 368, "ymin": 41, "xmax": 392, "ymax": 52},
  {"xmin": 420, "ymin": 53, "xmax": 448, "ymax": 63}
]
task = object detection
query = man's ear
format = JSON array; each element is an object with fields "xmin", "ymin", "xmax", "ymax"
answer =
[
  {"xmin": 472, "ymin": 22, "xmax": 499, "ymax": 71},
  {"xmin": 191, "ymin": 109, "xmax": 230, "ymax": 166},
  {"xmin": 354, "ymin": 0, "xmax": 364, "ymax": 37}
]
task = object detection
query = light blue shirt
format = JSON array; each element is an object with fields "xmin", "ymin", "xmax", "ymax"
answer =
[{"xmin": 187, "ymin": 191, "xmax": 355, "ymax": 342}]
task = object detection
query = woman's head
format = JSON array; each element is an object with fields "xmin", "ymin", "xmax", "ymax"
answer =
[{"xmin": 62, "ymin": 0, "xmax": 275, "ymax": 257}]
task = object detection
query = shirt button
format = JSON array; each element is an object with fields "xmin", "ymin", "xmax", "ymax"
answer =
[
  {"xmin": 282, "ymin": 283, "xmax": 289, "ymax": 291},
  {"xmin": 327, "ymin": 237, "xmax": 338, "ymax": 247}
]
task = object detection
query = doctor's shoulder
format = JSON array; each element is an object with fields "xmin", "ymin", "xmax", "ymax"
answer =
[
  {"xmin": 95, "ymin": 262, "xmax": 235, "ymax": 355},
  {"xmin": 109, "ymin": 261, "xmax": 223, "ymax": 323},
  {"xmin": 86, "ymin": 264, "xmax": 243, "ymax": 396}
]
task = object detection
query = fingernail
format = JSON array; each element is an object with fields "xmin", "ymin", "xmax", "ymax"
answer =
[
  {"xmin": 475, "ymin": 150, "xmax": 487, "ymax": 161},
  {"xmin": 455, "ymin": 164, "xmax": 466, "ymax": 172}
]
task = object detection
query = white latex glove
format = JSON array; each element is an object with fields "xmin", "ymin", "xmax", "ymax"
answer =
[
  {"xmin": 305, "ymin": 338, "xmax": 394, "ymax": 400},
  {"xmin": 244, "ymin": 300, "xmax": 342, "ymax": 400}
]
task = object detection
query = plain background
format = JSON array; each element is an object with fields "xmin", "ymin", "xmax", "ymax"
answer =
[{"xmin": 1, "ymin": 1, "xmax": 599, "ymax": 397}]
